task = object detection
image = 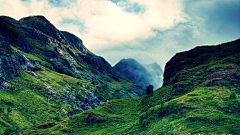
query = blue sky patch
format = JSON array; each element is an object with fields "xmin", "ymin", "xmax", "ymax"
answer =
[
  {"xmin": 108, "ymin": 0, "xmax": 146, "ymax": 14},
  {"xmin": 59, "ymin": 18, "xmax": 86, "ymax": 34}
]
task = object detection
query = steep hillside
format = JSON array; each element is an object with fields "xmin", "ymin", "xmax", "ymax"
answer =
[
  {"xmin": 0, "ymin": 15, "xmax": 144, "ymax": 134},
  {"xmin": 30, "ymin": 39, "xmax": 240, "ymax": 135},
  {"xmin": 114, "ymin": 58, "xmax": 163, "ymax": 89},
  {"xmin": 0, "ymin": 15, "xmax": 144, "ymax": 97}
]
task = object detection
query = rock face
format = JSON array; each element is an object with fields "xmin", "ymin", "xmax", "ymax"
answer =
[
  {"xmin": 205, "ymin": 64, "xmax": 238, "ymax": 86},
  {"xmin": 0, "ymin": 15, "xmax": 144, "ymax": 107},
  {"xmin": 114, "ymin": 58, "xmax": 163, "ymax": 90},
  {"xmin": 163, "ymin": 39, "xmax": 240, "ymax": 93},
  {"xmin": 0, "ymin": 33, "xmax": 41, "ymax": 89}
]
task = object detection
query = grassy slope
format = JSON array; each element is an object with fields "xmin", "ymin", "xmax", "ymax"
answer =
[
  {"xmin": 22, "ymin": 85, "xmax": 240, "ymax": 134},
  {"xmin": 1, "ymin": 16, "xmax": 239, "ymax": 134},
  {"xmin": 2, "ymin": 56, "xmax": 239, "ymax": 134},
  {"xmin": 1, "ymin": 16, "xmax": 143, "ymax": 134},
  {"xmin": 0, "ymin": 46, "xmax": 139, "ymax": 134},
  {"xmin": 21, "ymin": 40, "xmax": 240, "ymax": 134}
]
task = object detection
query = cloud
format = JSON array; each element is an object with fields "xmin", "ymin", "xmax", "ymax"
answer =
[
  {"xmin": 0, "ymin": 0, "xmax": 29, "ymax": 19},
  {"xmin": 1, "ymin": 0, "xmax": 239, "ymax": 69},
  {"xmin": 0, "ymin": 0, "xmax": 187, "ymax": 50}
]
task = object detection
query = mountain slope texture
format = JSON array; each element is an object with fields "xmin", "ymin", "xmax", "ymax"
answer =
[
  {"xmin": 0, "ymin": 15, "xmax": 145, "ymax": 134},
  {"xmin": 0, "ymin": 15, "xmax": 240, "ymax": 135},
  {"xmin": 20, "ymin": 38, "xmax": 239, "ymax": 135}
]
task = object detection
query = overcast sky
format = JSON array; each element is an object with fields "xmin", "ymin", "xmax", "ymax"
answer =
[{"xmin": 1, "ymin": 0, "xmax": 240, "ymax": 69}]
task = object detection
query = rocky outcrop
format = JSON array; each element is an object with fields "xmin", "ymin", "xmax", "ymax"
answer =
[
  {"xmin": 77, "ymin": 90, "xmax": 103, "ymax": 110},
  {"xmin": 20, "ymin": 16, "xmax": 67, "ymax": 43},
  {"xmin": 0, "ymin": 33, "xmax": 41, "ymax": 89},
  {"xmin": 0, "ymin": 34, "xmax": 20, "ymax": 88},
  {"xmin": 163, "ymin": 39, "xmax": 240, "ymax": 89},
  {"xmin": 205, "ymin": 64, "xmax": 238, "ymax": 86},
  {"xmin": 47, "ymin": 86, "xmax": 103, "ymax": 111}
]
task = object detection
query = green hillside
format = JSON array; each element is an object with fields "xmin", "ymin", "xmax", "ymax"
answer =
[
  {"xmin": 0, "ymin": 15, "xmax": 144, "ymax": 134},
  {"xmin": 21, "ymin": 39, "xmax": 240, "ymax": 135},
  {"xmin": 0, "ymin": 15, "xmax": 240, "ymax": 134}
]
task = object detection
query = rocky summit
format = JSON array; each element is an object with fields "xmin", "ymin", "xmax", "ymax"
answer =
[{"xmin": 1, "ymin": 15, "xmax": 240, "ymax": 135}]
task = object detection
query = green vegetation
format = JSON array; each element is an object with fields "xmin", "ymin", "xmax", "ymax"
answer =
[{"xmin": 1, "ymin": 15, "xmax": 240, "ymax": 134}]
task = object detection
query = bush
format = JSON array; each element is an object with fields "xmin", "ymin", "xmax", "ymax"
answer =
[
  {"xmin": 139, "ymin": 95, "xmax": 158, "ymax": 112},
  {"xmin": 225, "ymin": 99, "xmax": 240, "ymax": 113},
  {"xmin": 157, "ymin": 103, "xmax": 167, "ymax": 117},
  {"xmin": 142, "ymin": 119, "xmax": 149, "ymax": 127},
  {"xmin": 7, "ymin": 107, "xmax": 12, "ymax": 114},
  {"xmin": 139, "ymin": 112, "xmax": 147, "ymax": 125},
  {"xmin": 85, "ymin": 112, "xmax": 98, "ymax": 124},
  {"xmin": 4, "ymin": 125, "xmax": 20, "ymax": 135},
  {"xmin": 229, "ymin": 91, "xmax": 237, "ymax": 99},
  {"xmin": 145, "ymin": 85, "xmax": 153, "ymax": 96},
  {"xmin": 113, "ymin": 91, "xmax": 122, "ymax": 99},
  {"xmin": 140, "ymin": 95, "xmax": 150, "ymax": 107}
]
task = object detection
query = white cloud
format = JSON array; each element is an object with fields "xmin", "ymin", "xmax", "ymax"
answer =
[
  {"xmin": 0, "ymin": 0, "xmax": 187, "ymax": 48},
  {"xmin": 76, "ymin": 0, "xmax": 187, "ymax": 51},
  {"xmin": 0, "ymin": 0, "xmax": 29, "ymax": 19},
  {"xmin": 0, "ymin": 0, "xmax": 189, "ymax": 67}
]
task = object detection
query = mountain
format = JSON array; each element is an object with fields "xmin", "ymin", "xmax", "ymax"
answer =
[
  {"xmin": 1, "ymin": 15, "xmax": 240, "ymax": 135},
  {"xmin": 26, "ymin": 39, "xmax": 240, "ymax": 135},
  {"xmin": 113, "ymin": 58, "xmax": 163, "ymax": 89},
  {"xmin": 0, "ymin": 15, "xmax": 145, "ymax": 134},
  {"xmin": 143, "ymin": 62, "xmax": 163, "ymax": 89}
]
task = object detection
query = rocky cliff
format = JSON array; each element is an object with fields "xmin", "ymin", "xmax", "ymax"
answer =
[{"xmin": 163, "ymin": 39, "xmax": 240, "ymax": 96}]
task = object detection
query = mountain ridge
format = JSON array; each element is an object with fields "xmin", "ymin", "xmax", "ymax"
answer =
[
  {"xmin": 0, "ymin": 15, "xmax": 145, "ymax": 97},
  {"xmin": 1, "ymin": 15, "xmax": 240, "ymax": 135},
  {"xmin": 0, "ymin": 15, "xmax": 146, "ymax": 134},
  {"xmin": 32, "ymin": 38, "xmax": 240, "ymax": 135}
]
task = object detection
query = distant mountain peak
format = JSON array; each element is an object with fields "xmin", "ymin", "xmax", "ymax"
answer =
[{"xmin": 114, "ymin": 58, "xmax": 163, "ymax": 89}]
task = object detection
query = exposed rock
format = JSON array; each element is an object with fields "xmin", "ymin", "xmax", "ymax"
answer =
[
  {"xmin": 63, "ymin": 85, "xmax": 71, "ymax": 91},
  {"xmin": 220, "ymin": 58, "xmax": 238, "ymax": 65},
  {"xmin": 18, "ymin": 53, "xmax": 41, "ymax": 72},
  {"xmin": 77, "ymin": 90, "xmax": 103, "ymax": 110},
  {"xmin": 0, "ymin": 33, "xmax": 41, "ymax": 89},
  {"xmin": 173, "ymin": 81, "xmax": 192, "ymax": 89},
  {"xmin": 74, "ymin": 71, "xmax": 97, "ymax": 82},
  {"xmin": 163, "ymin": 39, "xmax": 240, "ymax": 87},
  {"xmin": 20, "ymin": 16, "xmax": 67, "ymax": 43},
  {"xmin": 37, "ymin": 122, "xmax": 55, "ymax": 129},
  {"xmin": 205, "ymin": 64, "xmax": 238, "ymax": 86}
]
